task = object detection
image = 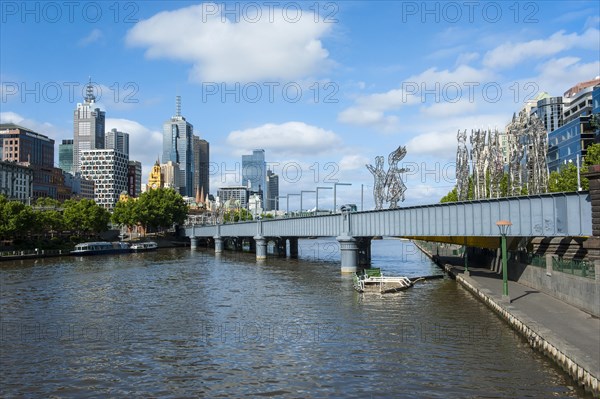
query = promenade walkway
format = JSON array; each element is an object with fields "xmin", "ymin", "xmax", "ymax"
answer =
[{"xmin": 417, "ymin": 244, "xmax": 600, "ymax": 396}]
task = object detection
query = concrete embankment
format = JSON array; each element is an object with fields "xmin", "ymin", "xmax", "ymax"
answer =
[{"xmin": 415, "ymin": 241, "xmax": 600, "ymax": 397}]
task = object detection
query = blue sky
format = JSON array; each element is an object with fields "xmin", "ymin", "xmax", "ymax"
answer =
[{"xmin": 1, "ymin": 1, "xmax": 599, "ymax": 209}]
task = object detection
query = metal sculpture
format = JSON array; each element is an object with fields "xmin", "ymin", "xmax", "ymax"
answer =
[
  {"xmin": 366, "ymin": 146, "xmax": 407, "ymax": 210},
  {"xmin": 470, "ymin": 129, "xmax": 488, "ymax": 199},
  {"xmin": 526, "ymin": 113, "xmax": 548, "ymax": 194},
  {"xmin": 488, "ymin": 129, "xmax": 504, "ymax": 198},
  {"xmin": 456, "ymin": 130, "xmax": 470, "ymax": 201},
  {"xmin": 507, "ymin": 112, "xmax": 525, "ymax": 196}
]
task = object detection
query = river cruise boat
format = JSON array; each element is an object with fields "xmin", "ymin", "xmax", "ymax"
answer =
[
  {"xmin": 71, "ymin": 241, "xmax": 130, "ymax": 256},
  {"xmin": 130, "ymin": 241, "xmax": 158, "ymax": 252},
  {"xmin": 353, "ymin": 268, "xmax": 413, "ymax": 293}
]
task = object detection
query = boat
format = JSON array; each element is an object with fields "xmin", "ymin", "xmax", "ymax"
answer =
[
  {"xmin": 71, "ymin": 241, "xmax": 130, "ymax": 256},
  {"xmin": 130, "ymin": 241, "xmax": 158, "ymax": 252},
  {"xmin": 353, "ymin": 268, "xmax": 413, "ymax": 293}
]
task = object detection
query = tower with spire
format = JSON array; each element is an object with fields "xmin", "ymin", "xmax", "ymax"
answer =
[{"xmin": 73, "ymin": 77, "xmax": 105, "ymax": 172}]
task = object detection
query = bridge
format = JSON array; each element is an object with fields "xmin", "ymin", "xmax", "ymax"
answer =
[{"xmin": 182, "ymin": 192, "xmax": 592, "ymax": 272}]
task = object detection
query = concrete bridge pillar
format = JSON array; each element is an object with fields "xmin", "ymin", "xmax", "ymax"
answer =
[
  {"xmin": 288, "ymin": 237, "xmax": 299, "ymax": 258},
  {"xmin": 190, "ymin": 236, "xmax": 198, "ymax": 250},
  {"xmin": 337, "ymin": 235, "xmax": 358, "ymax": 273},
  {"xmin": 214, "ymin": 236, "xmax": 223, "ymax": 254},
  {"xmin": 356, "ymin": 237, "xmax": 372, "ymax": 266},
  {"xmin": 254, "ymin": 236, "xmax": 267, "ymax": 260}
]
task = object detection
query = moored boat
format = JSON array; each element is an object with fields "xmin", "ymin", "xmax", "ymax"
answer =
[
  {"xmin": 71, "ymin": 241, "xmax": 130, "ymax": 256},
  {"xmin": 130, "ymin": 241, "xmax": 158, "ymax": 252}
]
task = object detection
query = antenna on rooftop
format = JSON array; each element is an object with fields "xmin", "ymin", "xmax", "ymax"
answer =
[{"xmin": 176, "ymin": 96, "xmax": 181, "ymax": 117}]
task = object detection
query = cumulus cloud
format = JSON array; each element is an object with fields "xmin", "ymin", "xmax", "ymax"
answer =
[
  {"xmin": 126, "ymin": 3, "xmax": 332, "ymax": 82},
  {"xmin": 0, "ymin": 112, "xmax": 67, "ymax": 141},
  {"xmin": 339, "ymin": 154, "xmax": 370, "ymax": 170},
  {"xmin": 483, "ymin": 28, "xmax": 600, "ymax": 69},
  {"xmin": 225, "ymin": 121, "xmax": 343, "ymax": 156}
]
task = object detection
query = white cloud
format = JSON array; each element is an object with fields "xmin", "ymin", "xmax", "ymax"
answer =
[
  {"xmin": 225, "ymin": 121, "xmax": 343, "ymax": 156},
  {"xmin": 0, "ymin": 112, "xmax": 68, "ymax": 141},
  {"xmin": 483, "ymin": 28, "xmax": 600, "ymax": 69},
  {"xmin": 419, "ymin": 99, "xmax": 478, "ymax": 118},
  {"xmin": 339, "ymin": 154, "xmax": 370, "ymax": 171},
  {"xmin": 126, "ymin": 3, "xmax": 332, "ymax": 82},
  {"xmin": 531, "ymin": 57, "xmax": 600, "ymax": 95},
  {"xmin": 78, "ymin": 29, "xmax": 103, "ymax": 47}
]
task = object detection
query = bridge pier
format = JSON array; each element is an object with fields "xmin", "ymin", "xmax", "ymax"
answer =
[
  {"xmin": 356, "ymin": 237, "xmax": 372, "ymax": 266},
  {"xmin": 288, "ymin": 238, "xmax": 299, "ymax": 258},
  {"xmin": 254, "ymin": 236, "xmax": 267, "ymax": 260},
  {"xmin": 337, "ymin": 235, "xmax": 358, "ymax": 273},
  {"xmin": 214, "ymin": 236, "xmax": 223, "ymax": 254},
  {"xmin": 190, "ymin": 236, "xmax": 198, "ymax": 250}
]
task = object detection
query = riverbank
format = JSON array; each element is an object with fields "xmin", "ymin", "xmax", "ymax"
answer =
[{"xmin": 415, "ymin": 241, "xmax": 600, "ymax": 397}]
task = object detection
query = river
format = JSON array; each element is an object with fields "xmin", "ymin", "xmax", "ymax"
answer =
[{"xmin": 0, "ymin": 238, "xmax": 590, "ymax": 398}]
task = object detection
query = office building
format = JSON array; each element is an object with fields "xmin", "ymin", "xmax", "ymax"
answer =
[
  {"xmin": 0, "ymin": 160, "xmax": 33, "ymax": 202},
  {"xmin": 59, "ymin": 139, "xmax": 74, "ymax": 173},
  {"xmin": 217, "ymin": 186, "xmax": 248, "ymax": 209},
  {"xmin": 193, "ymin": 135, "xmax": 210, "ymax": 197},
  {"xmin": 242, "ymin": 149, "xmax": 266, "ymax": 207},
  {"xmin": 563, "ymin": 81, "xmax": 598, "ymax": 124},
  {"xmin": 105, "ymin": 128, "xmax": 130, "ymax": 156},
  {"xmin": 162, "ymin": 96, "xmax": 194, "ymax": 196},
  {"xmin": 73, "ymin": 79, "xmax": 106, "ymax": 173},
  {"xmin": 266, "ymin": 169, "xmax": 279, "ymax": 211},
  {"xmin": 534, "ymin": 95, "xmax": 564, "ymax": 133},
  {"xmin": 79, "ymin": 149, "xmax": 128, "ymax": 210},
  {"xmin": 127, "ymin": 161, "xmax": 142, "ymax": 197},
  {"xmin": 63, "ymin": 172, "xmax": 95, "ymax": 200},
  {"xmin": 161, "ymin": 161, "xmax": 181, "ymax": 190}
]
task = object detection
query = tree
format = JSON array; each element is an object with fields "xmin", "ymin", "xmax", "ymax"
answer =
[
  {"xmin": 112, "ymin": 199, "xmax": 139, "ymax": 230},
  {"xmin": 440, "ymin": 187, "xmax": 458, "ymax": 203},
  {"xmin": 584, "ymin": 143, "xmax": 600, "ymax": 167},
  {"xmin": 135, "ymin": 188, "xmax": 188, "ymax": 233},
  {"xmin": 63, "ymin": 199, "xmax": 110, "ymax": 235},
  {"xmin": 548, "ymin": 163, "xmax": 580, "ymax": 192}
]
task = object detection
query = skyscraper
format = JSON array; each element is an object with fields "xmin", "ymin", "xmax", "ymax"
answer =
[
  {"xmin": 162, "ymin": 96, "xmax": 194, "ymax": 197},
  {"xmin": 266, "ymin": 169, "xmax": 279, "ymax": 211},
  {"xmin": 242, "ymin": 149, "xmax": 266, "ymax": 207},
  {"xmin": 80, "ymin": 149, "xmax": 128, "ymax": 210},
  {"xmin": 105, "ymin": 128, "xmax": 130, "ymax": 156},
  {"xmin": 127, "ymin": 160, "xmax": 142, "ymax": 197},
  {"xmin": 59, "ymin": 139, "xmax": 74, "ymax": 173},
  {"xmin": 73, "ymin": 79, "xmax": 105, "ymax": 173},
  {"xmin": 193, "ymin": 135, "xmax": 210, "ymax": 197}
]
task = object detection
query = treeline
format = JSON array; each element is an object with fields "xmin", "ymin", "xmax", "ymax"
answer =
[{"xmin": 441, "ymin": 143, "xmax": 600, "ymax": 203}]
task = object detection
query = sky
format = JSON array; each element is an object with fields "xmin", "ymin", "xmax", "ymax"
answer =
[{"xmin": 1, "ymin": 1, "xmax": 599, "ymax": 210}]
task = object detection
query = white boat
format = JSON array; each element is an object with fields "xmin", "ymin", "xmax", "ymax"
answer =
[
  {"xmin": 353, "ymin": 268, "xmax": 413, "ymax": 293},
  {"xmin": 130, "ymin": 241, "xmax": 158, "ymax": 252},
  {"xmin": 71, "ymin": 241, "xmax": 130, "ymax": 256}
]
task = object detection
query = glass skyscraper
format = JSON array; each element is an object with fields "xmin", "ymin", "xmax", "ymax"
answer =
[
  {"xmin": 162, "ymin": 97, "xmax": 194, "ymax": 197},
  {"xmin": 73, "ymin": 80, "xmax": 105, "ymax": 173},
  {"xmin": 242, "ymin": 149, "xmax": 266, "ymax": 206},
  {"xmin": 58, "ymin": 139, "xmax": 74, "ymax": 173}
]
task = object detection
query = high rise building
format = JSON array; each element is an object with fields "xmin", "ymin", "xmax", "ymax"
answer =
[
  {"xmin": 59, "ymin": 139, "xmax": 74, "ymax": 173},
  {"xmin": 534, "ymin": 95, "xmax": 564, "ymax": 133},
  {"xmin": 563, "ymin": 80, "xmax": 599, "ymax": 124},
  {"xmin": 73, "ymin": 79, "xmax": 105, "ymax": 173},
  {"xmin": 161, "ymin": 161, "xmax": 181, "ymax": 190},
  {"xmin": 242, "ymin": 149, "xmax": 266, "ymax": 207},
  {"xmin": 217, "ymin": 186, "xmax": 248, "ymax": 209},
  {"xmin": 162, "ymin": 96, "xmax": 194, "ymax": 197},
  {"xmin": 193, "ymin": 135, "xmax": 210, "ymax": 197},
  {"xmin": 0, "ymin": 123, "xmax": 63, "ymax": 200},
  {"xmin": 79, "ymin": 149, "xmax": 128, "ymax": 210},
  {"xmin": 0, "ymin": 161, "xmax": 33, "ymax": 202},
  {"xmin": 105, "ymin": 128, "xmax": 130, "ymax": 156},
  {"xmin": 127, "ymin": 160, "xmax": 142, "ymax": 197},
  {"xmin": 266, "ymin": 169, "xmax": 279, "ymax": 211}
]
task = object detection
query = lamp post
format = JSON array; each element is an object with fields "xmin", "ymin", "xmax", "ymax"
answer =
[
  {"xmin": 333, "ymin": 182, "xmax": 352, "ymax": 213},
  {"xmin": 316, "ymin": 186, "xmax": 332, "ymax": 215},
  {"xmin": 496, "ymin": 220, "xmax": 512, "ymax": 301},
  {"xmin": 287, "ymin": 193, "xmax": 300, "ymax": 217},
  {"xmin": 300, "ymin": 190, "xmax": 315, "ymax": 216}
]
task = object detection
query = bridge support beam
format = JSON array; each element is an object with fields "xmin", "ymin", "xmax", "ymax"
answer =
[
  {"xmin": 214, "ymin": 236, "xmax": 223, "ymax": 254},
  {"xmin": 288, "ymin": 238, "xmax": 299, "ymax": 258},
  {"xmin": 337, "ymin": 235, "xmax": 358, "ymax": 273},
  {"xmin": 254, "ymin": 236, "xmax": 267, "ymax": 260},
  {"xmin": 356, "ymin": 237, "xmax": 372, "ymax": 266},
  {"xmin": 190, "ymin": 236, "xmax": 198, "ymax": 250}
]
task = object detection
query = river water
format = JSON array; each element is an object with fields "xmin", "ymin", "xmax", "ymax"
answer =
[{"xmin": 0, "ymin": 238, "xmax": 590, "ymax": 398}]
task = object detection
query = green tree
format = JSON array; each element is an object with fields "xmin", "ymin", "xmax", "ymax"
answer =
[
  {"xmin": 440, "ymin": 187, "xmax": 458, "ymax": 203},
  {"xmin": 63, "ymin": 199, "xmax": 110, "ymax": 235},
  {"xmin": 135, "ymin": 188, "xmax": 188, "ymax": 233},
  {"xmin": 2, "ymin": 201, "xmax": 36, "ymax": 237},
  {"xmin": 548, "ymin": 163, "xmax": 580, "ymax": 192},
  {"xmin": 584, "ymin": 143, "xmax": 600, "ymax": 167},
  {"xmin": 112, "ymin": 199, "xmax": 139, "ymax": 230}
]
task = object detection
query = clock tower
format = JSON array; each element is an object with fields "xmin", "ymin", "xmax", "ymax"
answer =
[{"xmin": 148, "ymin": 159, "xmax": 163, "ymax": 190}]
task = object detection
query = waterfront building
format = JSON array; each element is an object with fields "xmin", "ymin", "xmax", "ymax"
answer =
[
  {"xmin": 534, "ymin": 94, "xmax": 564, "ymax": 133},
  {"xmin": 242, "ymin": 149, "xmax": 266, "ymax": 207},
  {"xmin": 79, "ymin": 149, "xmax": 128, "ymax": 210},
  {"xmin": 0, "ymin": 160, "xmax": 33, "ymax": 202},
  {"xmin": 193, "ymin": 135, "xmax": 210, "ymax": 197},
  {"xmin": 266, "ymin": 169, "xmax": 279, "ymax": 211},
  {"xmin": 128, "ymin": 160, "xmax": 142, "ymax": 197},
  {"xmin": 63, "ymin": 172, "xmax": 95, "ymax": 200},
  {"xmin": 105, "ymin": 128, "xmax": 130, "ymax": 156},
  {"xmin": 162, "ymin": 96, "xmax": 194, "ymax": 197},
  {"xmin": 563, "ymin": 80, "xmax": 598, "ymax": 124},
  {"xmin": 217, "ymin": 186, "xmax": 248, "ymax": 209},
  {"xmin": 73, "ymin": 79, "xmax": 105, "ymax": 173},
  {"xmin": 147, "ymin": 160, "xmax": 163, "ymax": 190},
  {"xmin": 59, "ymin": 139, "xmax": 74, "ymax": 173},
  {"xmin": 161, "ymin": 161, "xmax": 181, "ymax": 190}
]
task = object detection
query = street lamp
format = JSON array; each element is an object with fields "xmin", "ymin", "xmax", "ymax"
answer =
[
  {"xmin": 333, "ymin": 182, "xmax": 352, "ymax": 213},
  {"xmin": 316, "ymin": 186, "xmax": 332, "ymax": 215},
  {"xmin": 300, "ymin": 190, "xmax": 315, "ymax": 215},
  {"xmin": 496, "ymin": 220, "xmax": 512, "ymax": 301}
]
